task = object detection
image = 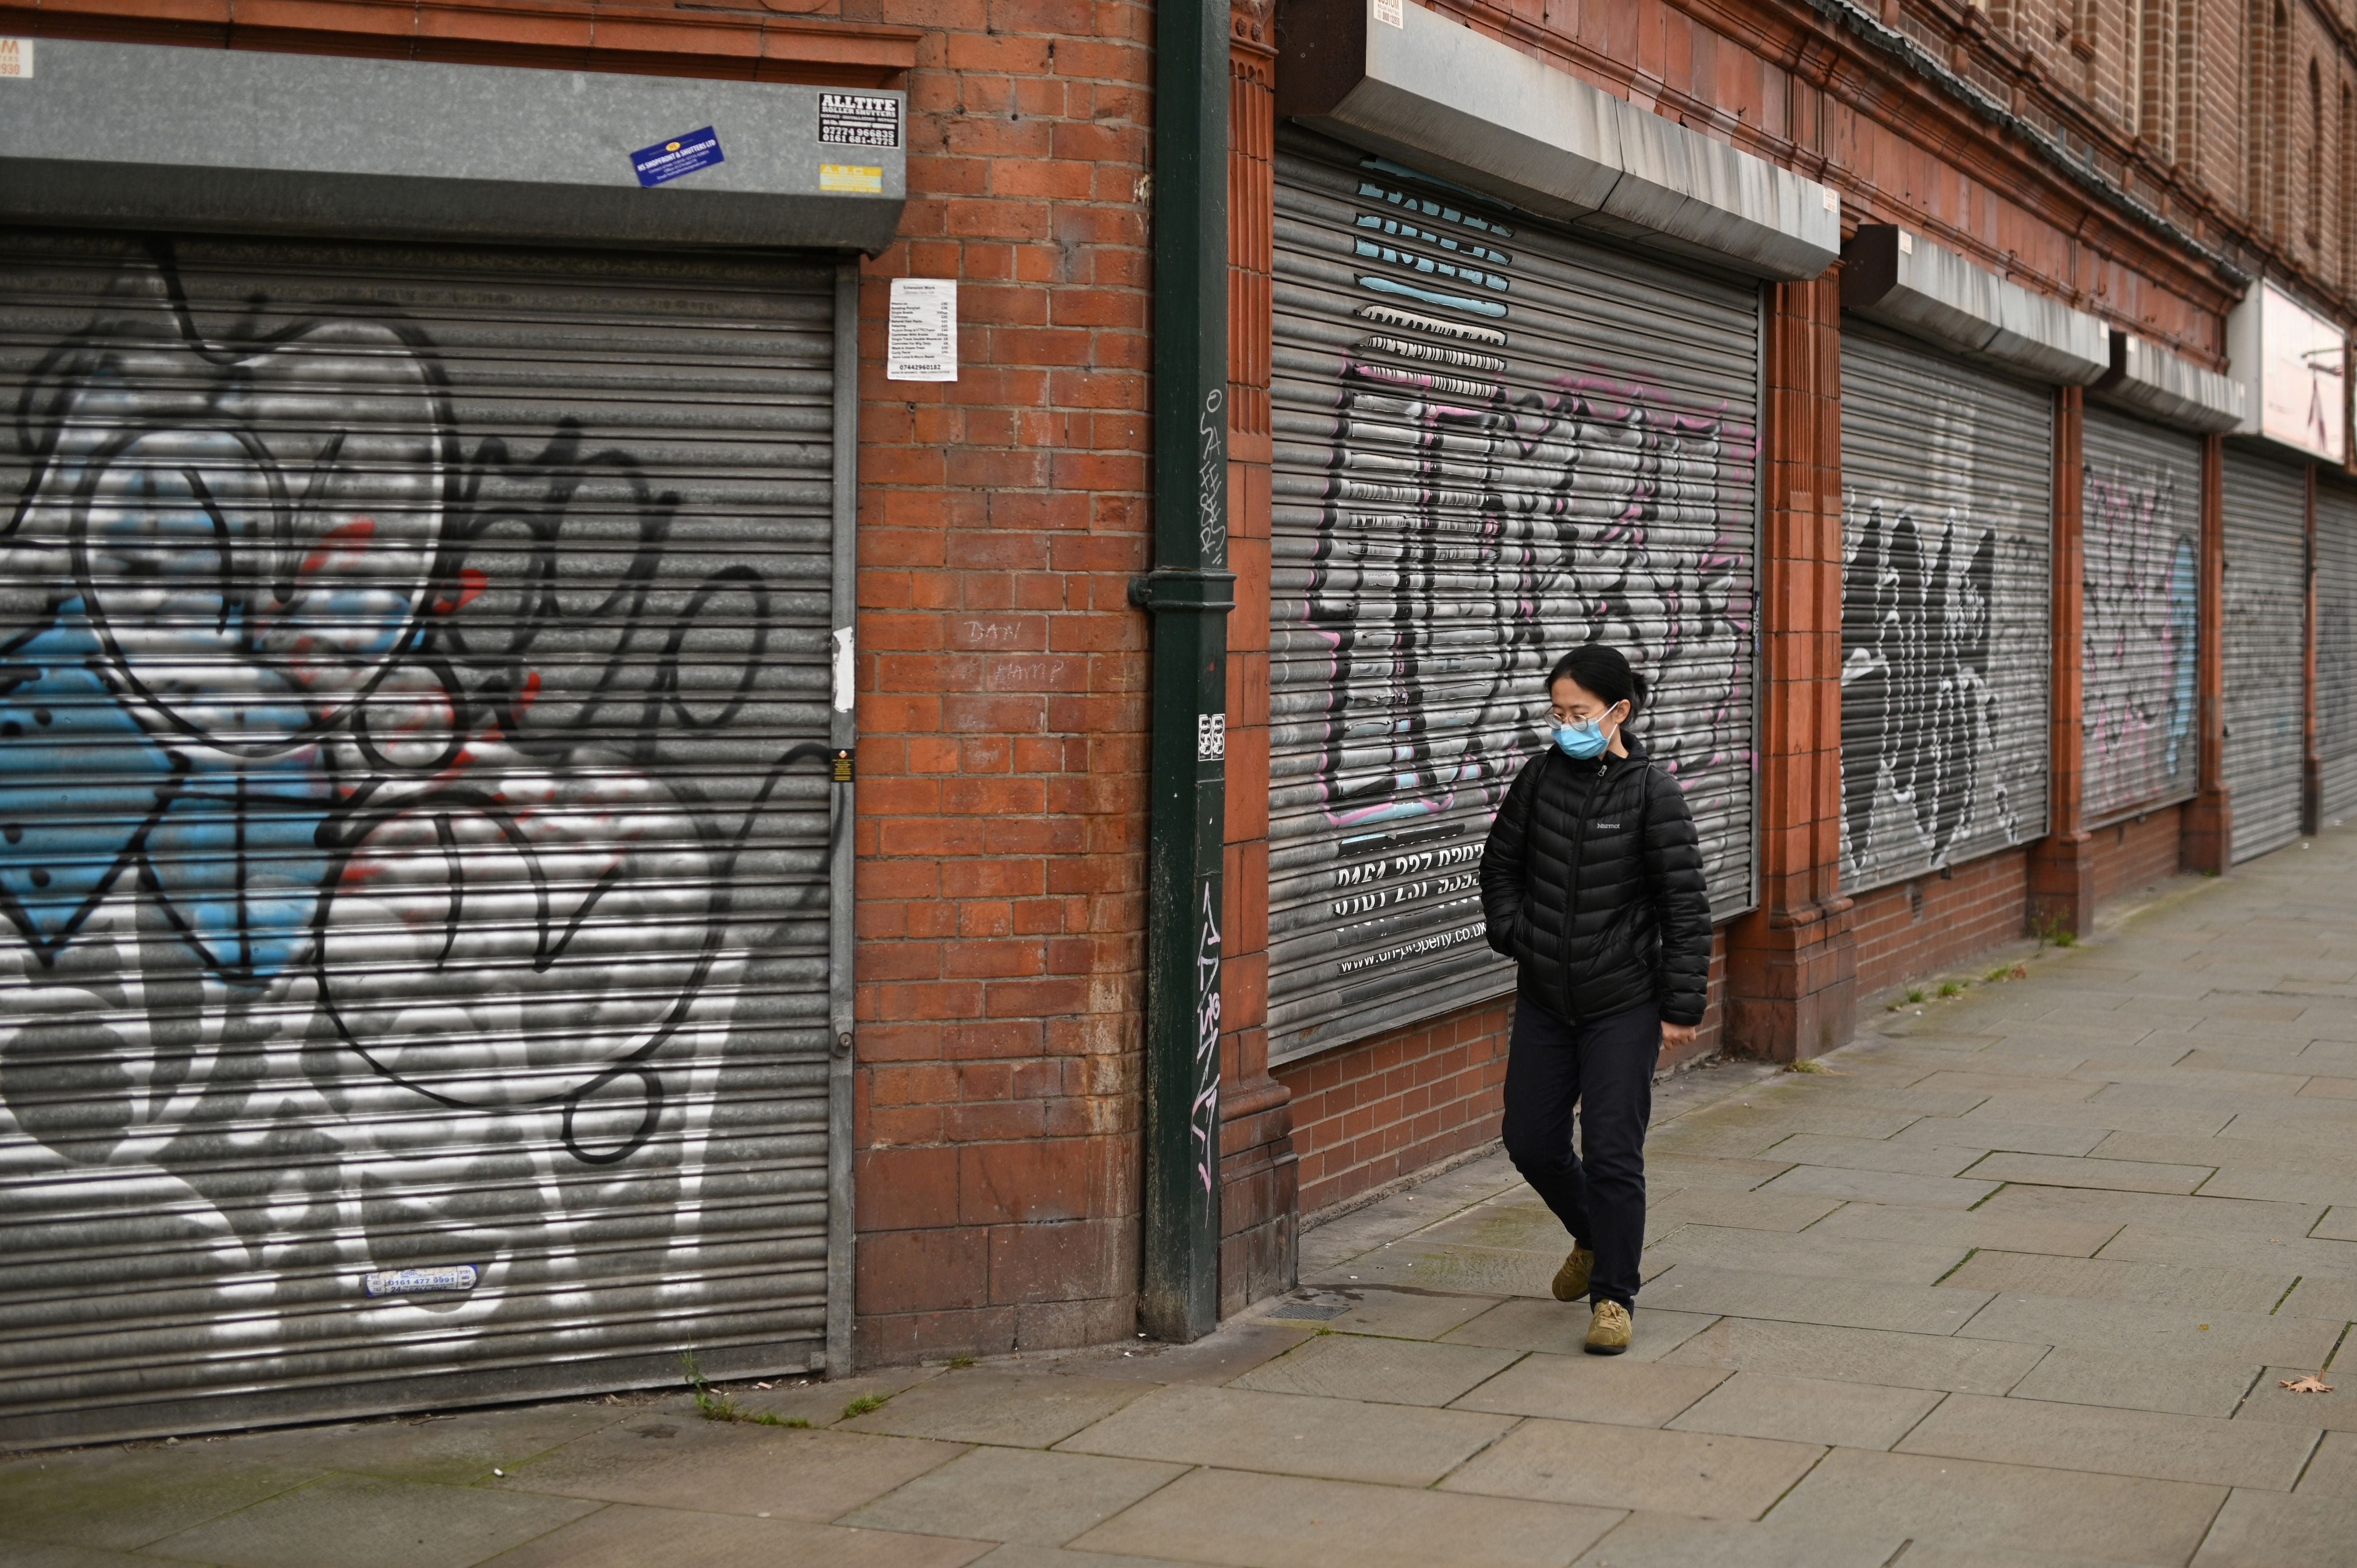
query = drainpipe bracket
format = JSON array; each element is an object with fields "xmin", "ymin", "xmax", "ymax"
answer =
[{"xmin": 1129, "ymin": 569, "xmax": 1238, "ymax": 612}]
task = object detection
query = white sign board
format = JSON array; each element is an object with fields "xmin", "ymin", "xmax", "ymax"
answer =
[
  {"xmin": 886, "ymin": 278, "xmax": 958, "ymax": 382},
  {"xmin": 2229, "ymin": 280, "xmax": 2347, "ymax": 463}
]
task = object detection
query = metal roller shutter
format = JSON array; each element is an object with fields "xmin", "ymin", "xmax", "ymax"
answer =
[
  {"xmin": 0, "ymin": 229, "xmax": 846, "ymax": 1445},
  {"xmin": 2080, "ymin": 408, "xmax": 2203, "ymax": 823},
  {"xmin": 2314, "ymin": 480, "xmax": 2357, "ymax": 826},
  {"xmin": 1839, "ymin": 324, "xmax": 2053, "ymax": 892},
  {"xmin": 1266, "ymin": 131, "xmax": 1760, "ymax": 1063},
  {"xmin": 2221, "ymin": 450, "xmax": 2309, "ymax": 862}
]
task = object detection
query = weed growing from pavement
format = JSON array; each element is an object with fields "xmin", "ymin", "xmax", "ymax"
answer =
[
  {"xmin": 841, "ymin": 1392, "xmax": 890, "ymax": 1419},
  {"xmin": 680, "ymin": 1352, "xmax": 797, "ymax": 1427},
  {"xmin": 1938, "ymin": 980, "xmax": 1965, "ymax": 997},
  {"xmin": 947, "ymin": 1355, "xmax": 976, "ymax": 1370}
]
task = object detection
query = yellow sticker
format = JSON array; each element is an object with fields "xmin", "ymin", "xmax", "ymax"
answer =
[{"xmin": 820, "ymin": 164, "xmax": 884, "ymax": 195}]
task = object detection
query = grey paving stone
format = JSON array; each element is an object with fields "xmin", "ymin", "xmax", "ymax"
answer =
[
  {"xmin": 1664, "ymin": 1371, "xmax": 1941, "ymax": 1451},
  {"xmin": 1965, "ymin": 1150, "xmax": 2215, "ymax": 1194},
  {"xmin": 1895, "ymin": 1391, "xmax": 2317, "ymax": 1489},
  {"xmin": 2295, "ymin": 1428, "xmax": 2357, "ymax": 1494},
  {"xmin": 495, "ymin": 1419, "xmax": 963, "ymax": 1521},
  {"xmin": 140, "ymin": 1474, "xmax": 600, "ymax": 1568},
  {"xmin": 2004, "ymin": 1347, "xmax": 2263, "ymax": 1417},
  {"xmin": 1642, "ymin": 1264, "xmax": 1991, "ymax": 1336},
  {"xmin": 1415, "ymin": 1200, "xmax": 1576, "ymax": 1255},
  {"xmin": 1763, "ymin": 1447, "xmax": 2226, "ymax": 1563},
  {"xmin": 1642, "ymin": 1155, "xmax": 1794, "ymax": 1192},
  {"xmin": 1056, "ymin": 1384, "xmax": 1512, "ymax": 1487},
  {"xmin": 1644, "ymin": 1188, "xmax": 1846, "ymax": 1235},
  {"xmin": 1753, "ymin": 1133, "xmax": 1987, "ymax": 1178},
  {"xmin": 0, "ymin": 1446, "xmax": 323, "ymax": 1552},
  {"xmin": 1081, "ymin": 1321, "xmax": 1315, "ymax": 1386},
  {"xmin": 1940, "ymin": 1249, "xmax": 2294, "ymax": 1314},
  {"xmin": 1808, "ymin": 1200, "xmax": 2120, "ymax": 1257},
  {"xmin": 734, "ymin": 1367, "xmax": 948, "ymax": 1427},
  {"xmin": 838, "ymin": 1371, "xmax": 1149, "ymax": 1449},
  {"xmin": 2315, "ymin": 1205, "xmax": 2357, "ymax": 1241},
  {"xmin": 1440, "ymin": 1417, "xmax": 1823, "ymax": 1521},
  {"xmin": 1449, "ymin": 1351, "xmax": 1727, "ymax": 1427},
  {"xmin": 0, "ymin": 1542, "xmax": 205, "ymax": 1568},
  {"xmin": 1232, "ymin": 1333, "xmax": 1520, "ymax": 1407},
  {"xmin": 2189, "ymin": 1487, "xmax": 2357, "ymax": 1568},
  {"xmin": 1441, "ymin": 1298, "xmax": 1719, "ymax": 1363},
  {"xmin": 1310, "ymin": 1241, "xmax": 1558, "ymax": 1299},
  {"xmin": 2198, "ymin": 1163, "xmax": 2357, "ymax": 1209},
  {"xmin": 1756, "ymin": 1163, "xmax": 1998, "ymax": 1209},
  {"xmin": 838, "ymin": 1446, "xmax": 1185, "ymax": 1547},
  {"xmin": 1976, "ymin": 1182, "xmax": 2325, "ymax": 1236},
  {"xmin": 1316, "ymin": 1285, "xmax": 1508, "ymax": 1340},
  {"xmin": 2090, "ymin": 1129, "xmax": 2357, "ymax": 1179},
  {"xmin": 1892, "ymin": 1545, "xmax": 2186, "ymax": 1568},
  {"xmin": 1957, "ymin": 1291, "xmax": 2343, "ymax": 1366},
  {"xmin": 967, "ymin": 1547, "xmax": 1195, "ymax": 1568},
  {"xmin": 471, "ymin": 1501, "xmax": 992, "ymax": 1568},
  {"xmin": 1640, "ymin": 1223, "xmax": 1969, "ymax": 1286},
  {"xmin": 1662, "ymin": 1317, "xmax": 2046, "ymax": 1395},
  {"xmin": 1070, "ymin": 1466, "xmax": 1619, "ymax": 1568},
  {"xmin": 2273, "ymin": 1274, "xmax": 2357, "ymax": 1321},
  {"xmin": 218, "ymin": 1405, "xmax": 627, "ymax": 1489},
  {"xmin": 2095, "ymin": 1222, "xmax": 2357, "ymax": 1278},
  {"xmin": 2233, "ymin": 1366, "xmax": 2357, "ymax": 1433},
  {"xmin": 1566, "ymin": 1513, "xmax": 1904, "ymax": 1568}
]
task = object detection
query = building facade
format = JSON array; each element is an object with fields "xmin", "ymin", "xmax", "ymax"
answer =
[{"xmin": 0, "ymin": 0, "xmax": 2349, "ymax": 1445}]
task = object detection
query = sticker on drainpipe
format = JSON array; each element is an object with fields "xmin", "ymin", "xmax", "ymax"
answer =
[
  {"xmin": 1373, "ymin": 0, "xmax": 1404, "ymax": 26},
  {"xmin": 0, "ymin": 39, "xmax": 31, "ymax": 78},
  {"xmin": 832, "ymin": 626, "xmax": 857, "ymax": 713}
]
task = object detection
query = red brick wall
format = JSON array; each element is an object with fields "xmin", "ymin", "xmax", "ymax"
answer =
[
  {"xmin": 2091, "ymin": 803, "xmax": 2190, "ymax": 904},
  {"xmin": 1275, "ymin": 935, "xmax": 1729, "ymax": 1220},
  {"xmin": 847, "ymin": 0, "xmax": 1155, "ymax": 1364},
  {"xmin": 1852, "ymin": 850, "xmax": 2032, "ymax": 999}
]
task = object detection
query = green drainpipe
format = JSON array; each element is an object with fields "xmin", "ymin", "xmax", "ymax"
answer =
[{"xmin": 1131, "ymin": 0, "xmax": 1231, "ymax": 1343}]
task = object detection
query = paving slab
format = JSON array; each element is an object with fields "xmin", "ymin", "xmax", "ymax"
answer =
[
  {"xmin": 1305, "ymin": 1285, "xmax": 1505, "ymax": 1341},
  {"xmin": 1663, "ymin": 1370, "xmax": 1942, "ymax": 1451},
  {"xmin": 0, "ymin": 1446, "xmax": 324, "ymax": 1552},
  {"xmin": 2293, "ymin": 1428, "xmax": 2357, "ymax": 1494},
  {"xmin": 0, "ymin": 1543, "xmax": 184, "ymax": 1568},
  {"xmin": 733, "ymin": 1366, "xmax": 949, "ymax": 1427},
  {"xmin": 215, "ymin": 1406, "xmax": 626, "ymax": 1487},
  {"xmin": 471, "ymin": 1501, "xmax": 992, "ymax": 1568},
  {"xmin": 1643, "ymin": 1188, "xmax": 1847, "ymax": 1235},
  {"xmin": 2272, "ymin": 1273, "xmax": 2357, "ymax": 1321},
  {"xmin": 1965, "ymin": 1150, "xmax": 2215, "ymax": 1194},
  {"xmin": 1440, "ymin": 1298, "xmax": 1719, "ymax": 1363},
  {"xmin": 1055, "ymin": 1384, "xmax": 1511, "ymax": 1487},
  {"xmin": 1231, "ymin": 1332, "xmax": 1519, "ymax": 1407},
  {"xmin": 1642, "ymin": 1224, "xmax": 1968, "ymax": 1286},
  {"xmin": 1415, "ymin": 1201, "xmax": 1578, "ymax": 1255},
  {"xmin": 1069, "ymin": 1466, "xmax": 1619, "ymax": 1568},
  {"xmin": 1940, "ymin": 1249, "xmax": 2294, "ymax": 1314},
  {"xmin": 1308, "ymin": 1242, "xmax": 1558, "ymax": 1299},
  {"xmin": 1755, "ymin": 1163, "xmax": 1998, "ymax": 1209},
  {"xmin": 1439, "ymin": 1417, "xmax": 1824, "ymax": 1521},
  {"xmin": 1807, "ymin": 1200, "xmax": 2121, "ymax": 1257},
  {"xmin": 1752, "ymin": 1133, "xmax": 1987, "ymax": 1178},
  {"xmin": 2314, "ymin": 1205, "xmax": 2357, "ymax": 1241},
  {"xmin": 1895, "ymin": 1391, "xmax": 2316, "ymax": 1490},
  {"xmin": 2199, "ymin": 1165, "xmax": 2357, "ymax": 1206},
  {"xmin": 838, "ymin": 1446, "xmax": 1185, "ymax": 1547},
  {"xmin": 139, "ymin": 1474, "xmax": 600, "ymax": 1568},
  {"xmin": 966, "ymin": 1547, "xmax": 1197, "ymax": 1568},
  {"xmin": 2232, "ymin": 1366, "xmax": 2357, "ymax": 1433},
  {"xmin": 2189, "ymin": 1487, "xmax": 2357, "ymax": 1568},
  {"xmin": 1079, "ymin": 1322, "xmax": 1314, "ymax": 1386},
  {"xmin": 839, "ymin": 1372, "xmax": 1148, "ymax": 1448},
  {"xmin": 1643, "ymin": 1264, "xmax": 1991, "ymax": 1336},
  {"xmin": 1642, "ymin": 1155, "xmax": 1794, "ymax": 1192},
  {"xmin": 1448, "ymin": 1351, "xmax": 1726, "ymax": 1427},
  {"xmin": 1566, "ymin": 1513, "xmax": 1903, "ymax": 1568},
  {"xmin": 494, "ymin": 1419, "xmax": 963, "ymax": 1521},
  {"xmin": 1764, "ymin": 1447, "xmax": 2226, "ymax": 1563},
  {"xmin": 1976, "ymin": 1182, "xmax": 2326, "ymax": 1237},
  {"xmin": 1956, "ymin": 1291, "xmax": 2343, "ymax": 1366},
  {"xmin": 1661, "ymin": 1318, "xmax": 2045, "ymax": 1396},
  {"xmin": 2095, "ymin": 1222, "xmax": 2357, "ymax": 1278},
  {"xmin": 2004, "ymin": 1347, "xmax": 2264, "ymax": 1418}
]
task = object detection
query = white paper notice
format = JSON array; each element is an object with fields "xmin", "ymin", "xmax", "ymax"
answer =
[{"xmin": 887, "ymin": 278, "xmax": 958, "ymax": 382}]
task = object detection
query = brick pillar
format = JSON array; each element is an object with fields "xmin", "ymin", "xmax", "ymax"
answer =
[
  {"xmin": 2182, "ymin": 433, "xmax": 2232, "ymax": 872},
  {"xmin": 2303, "ymin": 461, "xmax": 2321, "ymax": 837},
  {"xmin": 1215, "ymin": 3, "xmax": 1295, "ymax": 1318},
  {"xmin": 1726, "ymin": 271, "xmax": 1857, "ymax": 1062},
  {"xmin": 2028, "ymin": 385, "xmax": 2094, "ymax": 938}
]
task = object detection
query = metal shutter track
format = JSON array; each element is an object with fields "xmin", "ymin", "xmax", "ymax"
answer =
[
  {"xmin": 2221, "ymin": 450, "xmax": 2308, "ymax": 862},
  {"xmin": 0, "ymin": 230, "xmax": 837, "ymax": 1443},
  {"xmin": 1267, "ymin": 133, "xmax": 1760, "ymax": 1063},
  {"xmin": 2315, "ymin": 481, "xmax": 2357, "ymax": 825},
  {"xmin": 2080, "ymin": 408, "xmax": 2202, "ymax": 823},
  {"xmin": 1839, "ymin": 324, "xmax": 2054, "ymax": 893}
]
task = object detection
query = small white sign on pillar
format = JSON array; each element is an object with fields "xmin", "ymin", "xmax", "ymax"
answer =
[{"xmin": 886, "ymin": 278, "xmax": 958, "ymax": 382}]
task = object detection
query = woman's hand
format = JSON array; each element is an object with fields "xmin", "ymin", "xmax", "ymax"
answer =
[{"xmin": 1661, "ymin": 1021, "xmax": 1697, "ymax": 1052}]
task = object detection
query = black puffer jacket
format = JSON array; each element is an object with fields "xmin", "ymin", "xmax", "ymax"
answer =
[{"xmin": 1479, "ymin": 739, "xmax": 1713, "ymax": 1027}]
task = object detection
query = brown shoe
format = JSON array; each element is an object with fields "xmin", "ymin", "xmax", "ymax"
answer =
[
  {"xmin": 1551, "ymin": 1247, "xmax": 1595, "ymax": 1302},
  {"xmin": 1585, "ymin": 1300, "xmax": 1632, "ymax": 1355}
]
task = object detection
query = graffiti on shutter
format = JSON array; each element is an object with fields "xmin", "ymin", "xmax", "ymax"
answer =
[
  {"xmin": 1839, "ymin": 328, "xmax": 2052, "ymax": 892},
  {"xmin": 2221, "ymin": 451, "xmax": 2308, "ymax": 862},
  {"xmin": 1267, "ymin": 139, "xmax": 1758, "ymax": 1060},
  {"xmin": 2318, "ymin": 483, "xmax": 2357, "ymax": 824},
  {"xmin": 0, "ymin": 232, "xmax": 836, "ymax": 1433},
  {"xmin": 2081, "ymin": 409, "xmax": 2201, "ymax": 822}
]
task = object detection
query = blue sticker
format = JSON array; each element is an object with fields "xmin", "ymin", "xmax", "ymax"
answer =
[{"xmin": 631, "ymin": 127, "xmax": 724, "ymax": 188}]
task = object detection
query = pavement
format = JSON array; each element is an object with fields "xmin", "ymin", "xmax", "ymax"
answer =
[{"xmin": 6, "ymin": 826, "xmax": 2357, "ymax": 1568}]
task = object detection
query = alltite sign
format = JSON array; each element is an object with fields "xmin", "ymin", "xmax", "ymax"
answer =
[{"xmin": 2229, "ymin": 281, "xmax": 2347, "ymax": 463}]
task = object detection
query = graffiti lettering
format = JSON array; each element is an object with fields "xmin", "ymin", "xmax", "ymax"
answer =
[
  {"xmin": 1191, "ymin": 876, "xmax": 1220, "ymax": 1195},
  {"xmin": 2082, "ymin": 464, "xmax": 2197, "ymax": 819}
]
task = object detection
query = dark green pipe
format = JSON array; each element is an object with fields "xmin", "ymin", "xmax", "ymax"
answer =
[{"xmin": 1132, "ymin": 0, "xmax": 1231, "ymax": 1343}]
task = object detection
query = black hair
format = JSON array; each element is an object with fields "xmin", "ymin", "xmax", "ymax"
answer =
[{"xmin": 1545, "ymin": 644, "xmax": 1648, "ymax": 728}]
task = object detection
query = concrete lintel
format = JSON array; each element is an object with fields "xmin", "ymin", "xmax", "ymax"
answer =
[
  {"xmin": 2092, "ymin": 333, "xmax": 2247, "ymax": 434},
  {"xmin": 0, "ymin": 39, "xmax": 908, "ymax": 253},
  {"xmin": 1842, "ymin": 225, "xmax": 2110, "ymax": 386},
  {"xmin": 1276, "ymin": 0, "xmax": 1838, "ymax": 280}
]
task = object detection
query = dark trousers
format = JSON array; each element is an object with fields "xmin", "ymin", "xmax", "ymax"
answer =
[{"xmin": 1499, "ymin": 998, "xmax": 1659, "ymax": 1308}]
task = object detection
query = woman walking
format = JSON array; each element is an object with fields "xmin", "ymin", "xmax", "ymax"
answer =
[{"xmin": 1479, "ymin": 644, "xmax": 1712, "ymax": 1354}]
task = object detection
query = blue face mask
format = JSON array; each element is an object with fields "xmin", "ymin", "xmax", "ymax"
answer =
[{"xmin": 1553, "ymin": 717, "xmax": 1611, "ymax": 759}]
